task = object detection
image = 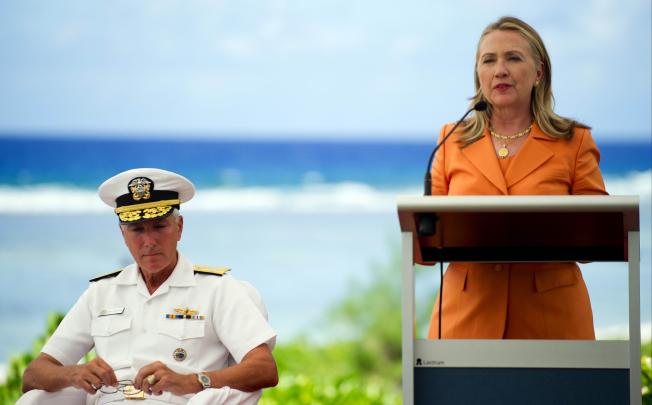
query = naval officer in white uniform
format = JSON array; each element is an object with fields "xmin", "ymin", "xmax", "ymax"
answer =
[{"xmin": 20, "ymin": 168, "xmax": 278, "ymax": 404}]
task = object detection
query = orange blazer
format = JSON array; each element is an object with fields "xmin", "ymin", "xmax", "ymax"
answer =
[{"xmin": 428, "ymin": 123, "xmax": 607, "ymax": 339}]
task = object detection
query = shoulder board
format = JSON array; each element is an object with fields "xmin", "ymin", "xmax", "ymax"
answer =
[
  {"xmin": 193, "ymin": 264, "xmax": 230, "ymax": 277},
  {"xmin": 89, "ymin": 269, "xmax": 123, "ymax": 283}
]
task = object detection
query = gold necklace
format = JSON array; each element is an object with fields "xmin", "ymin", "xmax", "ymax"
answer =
[{"xmin": 489, "ymin": 123, "xmax": 532, "ymax": 158}]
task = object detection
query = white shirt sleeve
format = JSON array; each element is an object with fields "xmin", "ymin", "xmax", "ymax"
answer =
[
  {"xmin": 41, "ymin": 287, "xmax": 95, "ymax": 365},
  {"xmin": 213, "ymin": 277, "xmax": 276, "ymax": 363}
]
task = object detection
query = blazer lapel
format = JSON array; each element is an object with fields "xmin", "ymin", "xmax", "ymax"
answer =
[
  {"xmin": 504, "ymin": 124, "xmax": 554, "ymax": 188},
  {"xmin": 461, "ymin": 133, "xmax": 508, "ymax": 195}
]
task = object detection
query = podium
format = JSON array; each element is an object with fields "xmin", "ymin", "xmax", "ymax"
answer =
[{"xmin": 397, "ymin": 195, "xmax": 641, "ymax": 405}]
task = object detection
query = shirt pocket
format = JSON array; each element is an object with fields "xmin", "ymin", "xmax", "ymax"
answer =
[
  {"xmin": 90, "ymin": 315, "xmax": 132, "ymax": 366},
  {"xmin": 155, "ymin": 319, "xmax": 206, "ymax": 365},
  {"xmin": 157, "ymin": 318, "xmax": 206, "ymax": 340}
]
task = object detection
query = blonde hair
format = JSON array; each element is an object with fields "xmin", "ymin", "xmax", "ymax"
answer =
[{"xmin": 458, "ymin": 16, "xmax": 588, "ymax": 147}]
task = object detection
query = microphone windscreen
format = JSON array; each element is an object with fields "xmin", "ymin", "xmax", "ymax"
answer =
[{"xmin": 474, "ymin": 100, "xmax": 488, "ymax": 111}]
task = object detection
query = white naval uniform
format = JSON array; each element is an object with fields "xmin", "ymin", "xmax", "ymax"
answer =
[{"xmin": 25, "ymin": 252, "xmax": 276, "ymax": 405}]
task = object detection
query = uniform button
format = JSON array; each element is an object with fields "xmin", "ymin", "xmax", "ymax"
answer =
[{"xmin": 494, "ymin": 264, "xmax": 503, "ymax": 272}]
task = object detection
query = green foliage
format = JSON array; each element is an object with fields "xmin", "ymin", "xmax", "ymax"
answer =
[
  {"xmin": 643, "ymin": 341, "xmax": 652, "ymax": 405},
  {"xmin": 260, "ymin": 340, "xmax": 400, "ymax": 404},
  {"xmin": 327, "ymin": 254, "xmax": 404, "ymax": 385},
  {"xmin": 260, "ymin": 373, "xmax": 400, "ymax": 405},
  {"xmin": 2, "ymin": 256, "xmax": 650, "ymax": 404},
  {"xmin": 0, "ymin": 312, "xmax": 64, "ymax": 405},
  {"xmin": 261, "ymin": 252, "xmax": 405, "ymax": 404}
]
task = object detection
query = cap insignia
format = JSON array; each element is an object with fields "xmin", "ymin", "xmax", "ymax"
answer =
[{"xmin": 128, "ymin": 177, "xmax": 153, "ymax": 201}]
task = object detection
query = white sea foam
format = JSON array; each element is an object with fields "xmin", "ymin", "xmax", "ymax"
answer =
[
  {"xmin": 187, "ymin": 183, "xmax": 409, "ymax": 213},
  {"xmin": 595, "ymin": 322, "xmax": 652, "ymax": 342},
  {"xmin": 604, "ymin": 170, "xmax": 652, "ymax": 196},
  {"xmin": 0, "ymin": 183, "xmax": 415, "ymax": 214},
  {"xmin": 0, "ymin": 185, "xmax": 106, "ymax": 213},
  {"xmin": 0, "ymin": 170, "xmax": 649, "ymax": 214}
]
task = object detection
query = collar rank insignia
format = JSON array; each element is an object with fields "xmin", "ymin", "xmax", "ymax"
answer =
[
  {"xmin": 193, "ymin": 264, "xmax": 230, "ymax": 276},
  {"xmin": 128, "ymin": 177, "xmax": 153, "ymax": 201}
]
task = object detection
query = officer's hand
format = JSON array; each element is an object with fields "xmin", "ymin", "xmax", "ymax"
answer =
[
  {"xmin": 134, "ymin": 361, "xmax": 202, "ymax": 396},
  {"xmin": 69, "ymin": 357, "xmax": 117, "ymax": 394}
]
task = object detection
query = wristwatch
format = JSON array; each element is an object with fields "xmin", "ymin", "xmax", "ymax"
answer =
[{"xmin": 197, "ymin": 372, "xmax": 211, "ymax": 390}]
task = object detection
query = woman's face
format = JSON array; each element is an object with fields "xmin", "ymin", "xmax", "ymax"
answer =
[{"xmin": 476, "ymin": 29, "xmax": 543, "ymax": 113}]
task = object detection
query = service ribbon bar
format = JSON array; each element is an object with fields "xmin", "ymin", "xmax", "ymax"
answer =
[{"xmin": 165, "ymin": 314, "xmax": 205, "ymax": 320}]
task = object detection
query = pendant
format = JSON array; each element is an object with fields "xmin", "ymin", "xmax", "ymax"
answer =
[{"xmin": 498, "ymin": 146, "xmax": 509, "ymax": 158}]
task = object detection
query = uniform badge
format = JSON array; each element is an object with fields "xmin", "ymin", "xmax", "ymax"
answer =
[
  {"xmin": 99, "ymin": 307, "xmax": 125, "ymax": 317},
  {"xmin": 128, "ymin": 177, "xmax": 153, "ymax": 201},
  {"xmin": 175, "ymin": 307, "xmax": 198, "ymax": 316},
  {"xmin": 165, "ymin": 307, "xmax": 204, "ymax": 320},
  {"xmin": 173, "ymin": 348, "xmax": 187, "ymax": 362}
]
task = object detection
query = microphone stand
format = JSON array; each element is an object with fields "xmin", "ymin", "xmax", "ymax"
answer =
[
  {"xmin": 418, "ymin": 100, "xmax": 487, "ymax": 339},
  {"xmin": 418, "ymin": 100, "xmax": 487, "ymax": 236}
]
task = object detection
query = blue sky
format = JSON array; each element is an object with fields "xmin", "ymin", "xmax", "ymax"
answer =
[{"xmin": 0, "ymin": 0, "xmax": 650, "ymax": 140}]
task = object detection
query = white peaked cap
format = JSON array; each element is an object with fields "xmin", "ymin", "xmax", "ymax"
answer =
[{"xmin": 98, "ymin": 168, "xmax": 195, "ymax": 223}]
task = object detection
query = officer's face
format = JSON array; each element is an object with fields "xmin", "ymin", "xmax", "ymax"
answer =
[{"xmin": 120, "ymin": 215, "xmax": 183, "ymax": 275}]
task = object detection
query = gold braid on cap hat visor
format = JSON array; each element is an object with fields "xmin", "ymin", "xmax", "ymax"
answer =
[
  {"xmin": 115, "ymin": 199, "xmax": 181, "ymax": 222},
  {"xmin": 114, "ymin": 199, "xmax": 181, "ymax": 214}
]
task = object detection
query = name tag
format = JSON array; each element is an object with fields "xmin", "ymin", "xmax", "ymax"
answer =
[{"xmin": 98, "ymin": 307, "xmax": 125, "ymax": 317}]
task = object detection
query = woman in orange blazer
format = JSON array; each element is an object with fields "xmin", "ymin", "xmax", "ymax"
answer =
[{"xmin": 427, "ymin": 16, "xmax": 607, "ymax": 340}]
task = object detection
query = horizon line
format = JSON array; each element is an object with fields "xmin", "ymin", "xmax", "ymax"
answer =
[{"xmin": 0, "ymin": 130, "xmax": 650, "ymax": 144}]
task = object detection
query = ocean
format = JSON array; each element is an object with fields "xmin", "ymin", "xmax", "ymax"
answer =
[{"xmin": 0, "ymin": 135, "xmax": 650, "ymax": 365}]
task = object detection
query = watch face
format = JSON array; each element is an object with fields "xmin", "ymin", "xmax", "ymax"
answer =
[{"xmin": 198, "ymin": 373, "xmax": 211, "ymax": 388}]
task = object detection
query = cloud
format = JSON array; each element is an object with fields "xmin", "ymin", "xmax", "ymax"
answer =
[
  {"xmin": 0, "ymin": 0, "xmax": 649, "ymax": 137},
  {"xmin": 216, "ymin": 35, "xmax": 258, "ymax": 59},
  {"xmin": 390, "ymin": 35, "xmax": 423, "ymax": 59}
]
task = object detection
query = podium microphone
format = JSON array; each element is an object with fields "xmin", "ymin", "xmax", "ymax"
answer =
[
  {"xmin": 420, "ymin": 100, "xmax": 487, "ymax": 339},
  {"xmin": 423, "ymin": 100, "xmax": 487, "ymax": 196},
  {"xmin": 418, "ymin": 100, "xmax": 487, "ymax": 236}
]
